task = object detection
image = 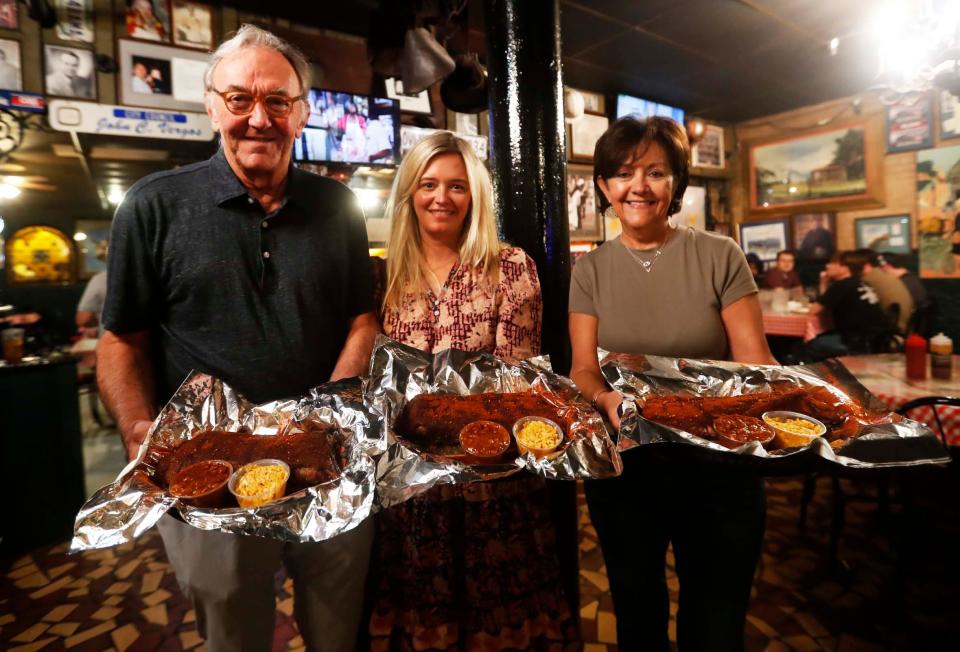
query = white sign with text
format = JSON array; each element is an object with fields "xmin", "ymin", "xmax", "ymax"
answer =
[{"xmin": 48, "ymin": 100, "xmax": 214, "ymax": 141}]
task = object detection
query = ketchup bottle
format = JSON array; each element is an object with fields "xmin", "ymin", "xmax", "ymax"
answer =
[{"xmin": 905, "ymin": 333, "xmax": 927, "ymax": 380}]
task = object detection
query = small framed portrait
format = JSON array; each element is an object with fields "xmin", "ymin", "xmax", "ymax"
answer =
[
  {"xmin": 566, "ymin": 162, "xmax": 603, "ymax": 242},
  {"xmin": 0, "ymin": 38, "xmax": 22, "ymax": 91},
  {"xmin": 118, "ymin": 39, "xmax": 208, "ymax": 111},
  {"xmin": 738, "ymin": 218, "xmax": 790, "ymax": 263},
  {"xmin": 171, "ymin": 0, "xmax": 213, "ymax": 50},
  {"xmin": 44, "ymin": 44, "xmax": 96, "ymax": 100},
  {"xmin": 0, "ymin": 0, "xmax": 19, "ymax": 30},
  {"xmin": 384, "ymin": 77, "xmax": 432, "ymax": 114},
  {"xmin": 126, "ymin": 0, "xmax": 171, "ymax": 42},
  {"xmin": 855, "ymin": 215, "xmax": 911, "ymax": 254},
  {"xmin": 791, "ymin": 212, "xmax": 836, "ymax": 260},
  {"xmin": 567, "ymin": 113, "xmax": 609, "ymax": 161},
  {"xmin": 692, "ymin": 124, "xmax": 725, "ymax": 169},
  {"xmin": 885, "ymin": 92, "xmax": 933, "ymax": 153},
  {"xmin": 54, "ymin": 0, "xmax": 95, "ymax": 43},
  {"xmin": 75, "ymin": 220, "xmax": 112, "ymax": 278}
]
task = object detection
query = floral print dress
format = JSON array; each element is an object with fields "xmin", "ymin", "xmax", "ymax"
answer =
[{"xmin": 369, "ymin": 246, "xmax": 578, "ymax": 651}]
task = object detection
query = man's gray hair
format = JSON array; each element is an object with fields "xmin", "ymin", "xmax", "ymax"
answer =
[{"xmin": 203, "ymin": 24, "xmax": 312, "ymax": 96}]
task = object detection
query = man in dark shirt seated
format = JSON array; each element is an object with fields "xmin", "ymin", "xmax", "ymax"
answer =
[
  {"xmin": 804, "ymin": 250, "xmax": 892, "ymax": 359},
  {"xmin": 762, "ymin": 249, "xmax": 802, "ymax": 290}
]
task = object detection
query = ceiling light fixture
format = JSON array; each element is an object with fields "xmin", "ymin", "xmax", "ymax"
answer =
[
  {"xmin": 871, "ymin": 0, "xmax": 960, "ymax": 103},
  {"xmin": 74, "ymin": 231, "xmax": 87, "ymax": 241},
  {"xmin": 0, "ymin": 183, "xmax": 21, "ymax": 199},
  {"xmin": 107, "ymin": 187, "xmax": 125, "ymax": 205}
]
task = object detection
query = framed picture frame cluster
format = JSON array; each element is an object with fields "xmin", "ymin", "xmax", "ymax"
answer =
[{"xmin": 124, "ymin": 1, "xmax": 214, "ymax": 50}]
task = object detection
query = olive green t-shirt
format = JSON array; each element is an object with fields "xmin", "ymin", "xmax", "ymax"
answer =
[{"xmin": 569, "ymin": 227, "xmax": 757, "ymax": 360}]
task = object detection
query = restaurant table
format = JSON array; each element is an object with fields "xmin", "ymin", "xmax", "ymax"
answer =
[
  {"xmin": 0, "ymin": 353, "xmax": 85, "ymax": 556},
  {"xmin": 762, "ymin": 308, "xmax": 824, "ymax": 342},
  {"xmin": 838, "ymin": 353, "xmax": 960, "ymax": 446}
]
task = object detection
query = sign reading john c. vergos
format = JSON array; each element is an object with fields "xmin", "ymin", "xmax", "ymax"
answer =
[{"xmin": 48, "ymin": 100, "xmax": 214, "ymax": 141}]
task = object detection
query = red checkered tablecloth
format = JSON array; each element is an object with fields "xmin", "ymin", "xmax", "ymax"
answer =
[
  {"xmin": 762, "ymin": 311, "xmax": 823, "ymax": 342},
  {"xmin": 838, "ymin": 354, "xmax": 960, "ymax": 446}
]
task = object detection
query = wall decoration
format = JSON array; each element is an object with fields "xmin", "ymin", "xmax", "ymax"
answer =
[
  {"xmin": 125, "ymin": 0, "xmax": 171, "ymax": 42},
  {"xmin": 118, "ymin": 39, "xmax": 208, "ymax": 111},
  {"xmin": 384, "ymin": 77, "xmax": 432, "ymax": 114},
  {"xmin": 0, "ymin": 0, "xmax": 18, "ymax": 30},
  {"xmin": 749, "ymin": 121, "xmax": 883, "ymax": 213},
  {"xmin": 566, "ymin": 162, "xmax": 603, "ymax": 241},
  {"xmin": 941, "ymin": 90, "xmax": 960, "ymax": 140},
  {"xmin": 54, "ymin": 0, "xmax": 95, "ymax": 43},
  {"xmin": 567, "ymin": 113, "xmax": 608, "ymax": 161},
  {"xmin": 855, "ymin": 215, "xmax": 911, "ymax": 254},
  {"xmin": 691, "ymin": 124, "xmax": 724, "ymax": 169},
  {"xmin": 670, "ymin": 185, "xmax": 706, "ymax": 231},
  {"xmin": 5, "ymin": 225, "xmax": 75, "ymax": 284},
  {"xmin": 171, "ymin": 0, "xmax": 212, "ymax": 49},
  {"xmin": 0, "ymin": 38, "xmax": 21, "ymax": 91},
  {"xmin": 75, "ymin": 220, "xmax": 111, "ymax": 278},
  {"xmin": 791, "ymin": 212, "xmax": 836, "ymax": 260},
  {"xmin": 400, "ymin": 125, "xmax": 487, "ymax": 160},
  {"xmin": 43, "ymin": 44, "xmax": 96, "ymax": 99},
  {"xmin": 916, "ymin": 144, "xmax": 960, "ymax": 278},
  {"xmin": 885, "ymin": 91, "xmax": 933, "ymax": 153},
  {"xmin": 570, "ymin": 87, "xmax": 604, "ymax": 114},
  {"xmin": 738, "ymin": 219, "xmax": 790, "ymax": 263}
]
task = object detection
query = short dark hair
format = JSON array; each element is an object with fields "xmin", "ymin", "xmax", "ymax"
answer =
[
  {"xmin": 777, "ymin": 249, "xmax": 795, "ymax": 260},
  {"xmin": 840, "ymin": 250, "xmax": 869, "ymax": 277},
  {"xmin": 593, "ymin": 116, "xmax": 690, "ymax": 216},
  {"xmin": 881, "ymin": 251, "xmax": 904, "ymax": 268},
  {"xmin": 854, "ymin": 248, "xmax": 880, "ymax": 267}
]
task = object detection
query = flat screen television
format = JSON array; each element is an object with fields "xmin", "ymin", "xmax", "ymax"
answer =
[
  {"xmin": 616, "ymin": 93, "xmax": 685, "ymax": 125},
  {"xmin": 294, "ymin": 89, "xmax": 399, "ymax": 165}
]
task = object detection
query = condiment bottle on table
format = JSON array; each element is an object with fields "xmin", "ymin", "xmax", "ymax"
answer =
[
  {"xmin": 930, "ymin": 332, "xmax": 953, "ymax": 380},
  {"xmin": 905, "ymin": 333, "xmax": 927, "ymax": 380}
]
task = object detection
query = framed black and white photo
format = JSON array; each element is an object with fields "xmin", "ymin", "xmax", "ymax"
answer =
[
  {"xmin": 738, "ymin": 218, "xmax": 790, "ymax": 263},
  {"xmin": 692, "ymin": 124, "xmax": 724, "ymax": 169},
  {"xmin": 44, "ymin": 44, "xmax": 96, "ymax": 99},
  {"xmin": 0, "ymin": 38, "xmax": 21, "ymax": 91},
  {"xmin": 566, "ymin": 162, "xmax": 603, "ymax": 241},
  {"xmin": 384, "ymin": 77, "xmax": 432, "ymax": 114},
  {"xmin": 54, "ymin": 0, "xmax": 95, "ymax": 43},
  {"xmin": 567, "ymin": 113, "xmax": 608, "ymax": 161},
  {"xmin": 171, "ymin": 0, "xmax": 213, "ymax": 50},
  {"xmin": 118, "ymin": 39, "xmax": 208, "ymax": 111}
]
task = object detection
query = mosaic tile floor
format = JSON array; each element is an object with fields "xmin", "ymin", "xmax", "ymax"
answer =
[{"xmin": 3, "ymin": 471, "xmax": 960, "ymax": 651}]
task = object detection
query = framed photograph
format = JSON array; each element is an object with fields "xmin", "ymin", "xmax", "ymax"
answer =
[
  {"xmin": 917, "ymin": 144, "xmax": 960, "ymax": 278},
  {"xmin": 43, "ymin": 44, "xmax": 96, "ymax": 99},
  {"xmin": 670, "ymin": 185, "xmax": 706, "ymax": 231},
  {"xmin": 738, "ymin": 219, "xmax": 789, "ymax": 263},
  {"xmin": 692, "ymin": 124, "xmax": 724, "ymax": 169},
  {"xmin": 748, "ymin": 120, "xmax": 884, "ymax": 213},
  {"xmin": 0, "ymin": 38, "xmax": 21, "ymax": 91},
  {"xmin": 885, "ymin": 92, "xmax": 933, "ymax": 153},
  {"xmin": 118, "ymin": 39, "xmax": 208, "ymax": 111},
  {"xmin": 75, "ymin": 220, "xmax": 111, "ymax": 278},
  {"xmin": 855, "ymin": 215, "xmax": 911, "ymax": 254},
  {"xmin": 171, "ymin": 0, "xmax": 213, "ymax": 49},
  {"xmin": 567, "ymin": 86, "xmax": 604, "ymax": 115},
  {"xmin": 941, "ymin": 90, "xmax": 960, "ymax": 140},
  {"xmin": 568, "ymin": 113, "xmax": 608, "ymax": 161},
  {"xmin": 0, "ymin": 0, "xmax": 18, "ymax": 30},
  {"xmin": 54, "ymin": 0, "xmax": 94, "ymax": 42},
  {"xmin": 791, "ymin": 212, "xmax": 836, "ymax": 260},
  {"xmin": 125, "ymin": 0, "xmax": 171, "ymax": 42},
  {"xmin": 566, "ymin": 162, "xmax": 603, "ymax": 242},
  {"xmin": 384, "ymin": 77, "xmax": 432, "ymax": 114}
]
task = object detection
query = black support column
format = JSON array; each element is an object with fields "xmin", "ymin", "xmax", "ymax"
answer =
[
  {"xmin": 484, "ymin": 0, "xmax": 570, "ymax": 375},
  {"xmin": 485, "ymin": 0, "xmax": 579, "ymax": 630}
]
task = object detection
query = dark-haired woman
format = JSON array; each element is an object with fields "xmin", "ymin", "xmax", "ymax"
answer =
[{"xmin": 569, "ymin": 116, "xmax": 777, "ymax": 651}]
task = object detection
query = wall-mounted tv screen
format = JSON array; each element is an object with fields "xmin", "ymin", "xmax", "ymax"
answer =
[
  {"xmin": 294, "ymin": 89, "xmax": 399, "ymax": 165},
  {"xmin": 616, "ymin": 94, "xmax": 684, "ymax": 125}
]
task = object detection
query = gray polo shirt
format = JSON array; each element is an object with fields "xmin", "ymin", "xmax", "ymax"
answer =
[{"xmin": 102, "ymin": 149, "xmax": 374, "ymax": 404}]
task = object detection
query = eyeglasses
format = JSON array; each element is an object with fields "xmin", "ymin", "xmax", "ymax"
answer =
[{"xmin": 209, "ymin": 89, "xmax": 304, "ymax": 118}]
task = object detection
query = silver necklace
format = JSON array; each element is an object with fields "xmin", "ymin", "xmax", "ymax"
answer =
[{"xmin": 621, "ymin": 229, "xmax": 672, "ymax": 273}]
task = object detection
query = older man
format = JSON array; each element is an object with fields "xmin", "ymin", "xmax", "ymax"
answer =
[{"xmin": 98, "ymin": 25, "xmax": 378, "ymax": 651}]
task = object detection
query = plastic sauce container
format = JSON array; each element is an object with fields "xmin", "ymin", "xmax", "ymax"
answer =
[
  {"xmin": 930, "ymin": 332, "xmax": 953, "ymax": 380},
  {"xmin": 228, "ymin": 459, "xmax": 290, "ymax": 508},
  {"xmin": 904, "ymin": 333, "xmax": 927, "ymax": 380}
]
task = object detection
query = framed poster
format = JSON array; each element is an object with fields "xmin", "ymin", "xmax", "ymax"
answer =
[
  {"xmin": 54, "ymin": 0, "xmax": 95, "ymax": 43},
  {"xmin": 0, "ymin": 0, "xmax": 18, "ymax": 30},
  {"xmin": 748, "ymin": 120, "xmax": 883, "ymax": 213},
  {"xmin": 0, "ymin": 38, "xmax": 21, "ymax": 91},
  {"xmin": 692, "ymin": 124, "xmax": 724, "ymax": 169},
  {"xmin": 885, "ymin": 92, "xmax": 933, "ymax": 153},
  {"xmin": 171, "ymin": 0, "xmax": 213, "ymax": 50},
  {"xmin": 916, "ymin": 144, "xmax": 960, "ymax": 277},
  {"xmin": 384, "ymin": 77, "xmax": 432, "ymax": 114},
  {"xmin": 738, "ymin": 219, "xmax": 789, "ymax": 263},
  {"xmin": 791, "ymin": 212, "xmax": 836, "ymax": 260},
  {"xmin": 125, "ymin": 0, "xmax": 171, "ymax": 42},
  {"xmin": 43, "ymin": 44, "xmax": 96, "ymax": 99},
  {"xmin": 74, "ymin": 220, "xmax": 111, "ymax": 278},
  {"xmin": 854, "ymin": 215, "xmax": 911, "ymax": 254},
  {"xmin": 566, "ymin": 162, "xmax": 603, "ymax": 241},
  {"xmin": 118, "ymin": 39, "xmax": 208, "ymax": 111},
  {"xmin": 941, "ymin": 90, "xmax": 960, "ymax": 140},
  {"xmin": 567, "ymin": 113, "xmax": 608, "ymax": 161}
]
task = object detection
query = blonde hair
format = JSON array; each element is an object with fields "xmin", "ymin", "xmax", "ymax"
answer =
[{"xmin": 383, "ymin": 131, "xmax": 501, "ymax": 311}]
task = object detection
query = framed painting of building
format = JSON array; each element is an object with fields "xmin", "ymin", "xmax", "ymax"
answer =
[
  {"xmin": 738, "ymin": 218, "xmax": 790, "ymax": 263},
  {"xmin": 916, "ymin": 144, "xmax": 960, "ymax": 278}
]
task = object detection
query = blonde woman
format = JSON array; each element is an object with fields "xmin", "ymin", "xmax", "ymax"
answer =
[{"xmin": 369, "ymin": 131, "xmax": 577, "ymax": 650}]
